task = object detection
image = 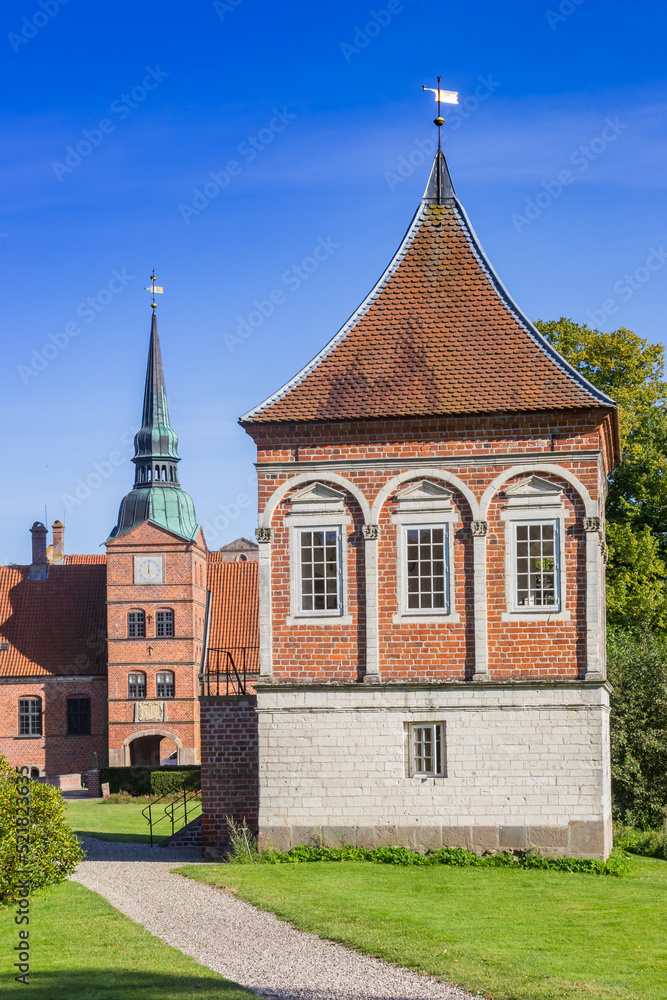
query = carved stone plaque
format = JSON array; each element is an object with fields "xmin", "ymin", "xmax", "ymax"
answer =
[{"xmin": 134, "ymin": 701, "xmax": 165, "ymax": 723}]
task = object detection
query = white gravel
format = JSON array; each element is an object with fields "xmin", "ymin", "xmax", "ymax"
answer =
[{"xmin": 72, "ymin": 837, "xmax": 475, "ymax": 1000}]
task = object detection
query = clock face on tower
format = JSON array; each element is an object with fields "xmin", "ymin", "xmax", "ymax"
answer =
[{"xmin": 134, "ymin": 555, "xmax": 165, "ymax": 585}]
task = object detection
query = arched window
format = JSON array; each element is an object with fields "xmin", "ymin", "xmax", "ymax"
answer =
[
  {"xmin": 169, "ymin": 467, "xmax": 174, "ymax": 482},
  {"xmin": 156, "ymin": 609, "xmax": 174, "ymax": 638},
  {"xmin": 127, "ymin": 610, "xmax": 146, "ymax": 638},
  {"xmin": 162, "ymin": 466, "xmax": 167, "ymax": 481},
  {"xmin": 30, "ymin": 767, "xmax": 40, "ymax": 779},
  {"xmin": 128, "ymin": 672, "xmax": 146, "ymax": 699},
  {"xmin": 156, "ymin": 671, "xmax": 175, "ymax": 698},
  {"xmin": 18, "ymin": 697, "xmax": 42, "ymax": 736}
]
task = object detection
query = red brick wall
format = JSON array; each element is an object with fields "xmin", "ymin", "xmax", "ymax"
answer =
[
  {"xmin": 247, "ymin": 410, "xmax": 609, "ymax": 684},
  {"xmin": 106, "ymin": 522, "xmax": 207, "ymax": 762},
  {"xmin": 0, "ymin": 676, "xmax": 107, "ymax": 774},
  {"xmin": 200, "ymin": 697, "xmax": 258, "ymax": 849}
]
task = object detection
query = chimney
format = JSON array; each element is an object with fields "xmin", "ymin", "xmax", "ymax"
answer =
[
  {"xmin": 51, "ymin": 520, "xmax": 65, "ymax": 564},
  {"xmin": 29, "ymin": 522, "xmax": 49, "ymax": 580}
]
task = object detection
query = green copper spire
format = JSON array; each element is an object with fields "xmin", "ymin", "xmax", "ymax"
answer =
[{"xmin": 108, "ymin": 308, "xmax": 199, "ymax": 542}]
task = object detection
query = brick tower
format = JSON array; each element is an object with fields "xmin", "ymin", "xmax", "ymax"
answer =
[
  {"xmin": 106, "ymin": 304, "xmax": 207, "ymax": 766},
  {"xmin": 235, "ymin": 149, "xmax": 620, "ymax": 859}
]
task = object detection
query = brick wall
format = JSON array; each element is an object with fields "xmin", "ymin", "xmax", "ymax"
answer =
[
  {"xmin": 0, "ymin": 676, "xmax": 107, "ymax": 775},
  {"xmin": 249, "ymin": 410, "xmax": 608, "ymax": 684},
  {"xmin": 200, "ymin": 696, "xmax": 258, "ymax": 850}
]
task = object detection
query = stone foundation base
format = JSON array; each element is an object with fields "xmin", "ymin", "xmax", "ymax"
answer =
[{"xmin": 258, "ymin": 819, "xmax": 610, "ymax": 860}]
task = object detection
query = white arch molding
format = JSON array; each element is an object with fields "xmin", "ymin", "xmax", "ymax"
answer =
[
  {"xmin": 260, "ymin": 471, "xmax": 372, "ymax": 527},
  {"xmin": 479, "ymin": 464, "xmax": 597, "ymax": 519},
  {"xmin": 370, "ymin": 469, "xmax": 480, "ymax": 522}
]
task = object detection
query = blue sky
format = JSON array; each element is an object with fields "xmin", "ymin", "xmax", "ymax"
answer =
[{"xmin": 1, "ymin": 0, "xmax": 666, "ymax": 563}]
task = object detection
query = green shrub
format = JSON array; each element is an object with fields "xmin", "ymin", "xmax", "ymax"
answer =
[
  {"xmin": 608, "ymin": 628, "xmax": 667, "ymax": 826},
  {"xmin": 253, "ymin": 842, "xmax": 629, "ymax": 876},
  {"xmin": 0, "ymin": 756, "xmax": 84, "ymax": 903},
  {"xmin": 614, "ymin": 822, "xmax": 667, "ymax": 859},
  {"xmin": 99, "ymin": 765, "xmax": 200, "ymax": 796}
]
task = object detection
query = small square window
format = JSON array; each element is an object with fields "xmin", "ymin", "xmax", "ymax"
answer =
[{"xmin": 407, "ymin": 722, "xmax": 446, "ymax": 777}]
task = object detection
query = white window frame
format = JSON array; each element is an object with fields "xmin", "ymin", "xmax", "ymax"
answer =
[
  {"xmin": 399, "ymin": 522, "xmax": 452, "ymax": 616},
  {"xmin": 500, "ymin": 476, "xmax": 570, "ymax": 622},
  {"xmin": 510, "ymin": 519, "xmax": 561, "ymax": 612},
  {"xmin": 406, "ymin": 722, "xmax": 446, "ymax": 777},
  {"xmin": 391, "ymin": 481, "xmax": 459, "ymax": 623},
  {"xmin": 295, "ymin": 525, "xmax": 343, "ymax": 617},
  {"xmin": 287, "ymin": 516, "xmax": 352, "ymax": 625}
]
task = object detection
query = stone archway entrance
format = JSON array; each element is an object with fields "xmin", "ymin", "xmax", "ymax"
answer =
[
  {"xmin": 129, "ymin": 735, "xmax": 162, "ymax": 765},
  {"xmin": 122, "ymin": 729, "xmax": 184, "ymax": 766}
]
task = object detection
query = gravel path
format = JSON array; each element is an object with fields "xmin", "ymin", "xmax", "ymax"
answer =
[{"xmin": 72, "ymin": 837, "xmax": 475, "ymax": 1000}]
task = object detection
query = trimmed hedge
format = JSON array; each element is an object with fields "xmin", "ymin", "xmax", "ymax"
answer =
[
  {"xmin": 254, "ymin": 843, "xmax": 631, "ymax": 877},
  {"xmin": 99, "ymin": 766, "xmax": 200, "ymax": 796}
]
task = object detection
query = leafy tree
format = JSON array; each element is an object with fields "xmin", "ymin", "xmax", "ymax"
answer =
[
  {"xmin": 0, "ymin": 757, "xmax": 84, "ymax": 903},
  {"xmin": 535, "ymin": 318, "xmax": 667, "ymax": 633},
  {"xmin": 607, "ymin": 629, "xmax": 667, "ymax": 827}
]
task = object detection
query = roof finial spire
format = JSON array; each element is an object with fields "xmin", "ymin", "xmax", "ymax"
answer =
[
  {"xmin": 422, "ymin": 76, "xmax": 459, "ymax": 154},
  {"xmin": 144, "ymin": 269, "xmax": 164, "ymax": 310}
]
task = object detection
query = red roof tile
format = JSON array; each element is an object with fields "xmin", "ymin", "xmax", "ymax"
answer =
[
  {"xmin": 242, "ymin": 152, "xmax": 618, "ymax": 430},
  {"xmin": 206, "ymin": 559, "xmax": 258, "ymax": 660},
  {"xmin": 0, "ymin": 563, "xmax": 107, "ymax": 678}
]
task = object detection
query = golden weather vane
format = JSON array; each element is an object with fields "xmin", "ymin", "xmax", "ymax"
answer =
[
  {"xmin": 422, "ymin": 76, "xmax": 459, "ymax": 152},
  {"xmin": 144, "ymin": 269, "xmax": 164, "ymax": 309}
]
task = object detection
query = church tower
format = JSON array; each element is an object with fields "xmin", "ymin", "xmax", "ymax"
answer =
[{"xmin": 106, "ymin": 303, "xmax": 207, "ymax": 766}]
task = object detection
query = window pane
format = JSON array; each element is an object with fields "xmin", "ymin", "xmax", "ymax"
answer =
[
  {"xmin": 300, "ymin": 528, "xmax": 339, "ymax": 613},
  {"xmin": 515, "ymin": 522, "xmax": 559, "ymax": 607},
  {"xmin": 156, "ymin": 610, "xmax": 174, "ymax": 637},
  {"xmin": 128, "ymin": 673, "xmax": 146, "ymax": 699},
  {"xmin": 19, "ymin": 698, "xmax": 42, "ymax": 736},
  {"xmin": 156, "ymin": 672, "xmax": 174, "ymax": 698},
  {"xmin": 128, "ymin": 610, "xmax": 145, "ymax": 638},
  {"xmin": 405, "ymin": 525, "xmax": 449, "ymax": 612}
]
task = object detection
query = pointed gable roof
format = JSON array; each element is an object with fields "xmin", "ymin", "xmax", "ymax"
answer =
[{"xmin": 241, "ymin": 151, "xmax": 618, "ymax": 436}]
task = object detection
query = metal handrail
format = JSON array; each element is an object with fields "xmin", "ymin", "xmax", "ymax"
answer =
[
  {"xmin": 142, "ymin": 780, "xmax": 202, "ymax": 847},
  {"xmin": 202, "ymin": 645, "xmax": 259, "ymax": 697}
]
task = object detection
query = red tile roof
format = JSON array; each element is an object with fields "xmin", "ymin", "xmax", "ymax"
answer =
[
  {"xmin": 206, "ymin": 558, "xmax": 258, "ymax": 660},
  {"xmin": 0, "ymin": 563, "xmax": 107, "ymax": 677},
  {"xmin": 242, "ymin": 152, "xmax": 618, "ymax": 434}
]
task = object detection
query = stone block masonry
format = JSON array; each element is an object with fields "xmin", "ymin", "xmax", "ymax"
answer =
[
  {"xmin": 255, "ymin": 681, "xmax": 612, "ymax": 859},
  {"xmin": 200, "ymin": 696, "xmax": 258, "ymax": 851}
]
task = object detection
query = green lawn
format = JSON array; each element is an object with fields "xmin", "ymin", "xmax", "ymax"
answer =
[
  {"xmin": 179, "ymin": 856, "xmax": 667, "ymax": 1000},
  {"xmin": 65, "ymin": 799, "xmax": 166, "ymax": 844},
  {"xmin": 0, "ymin": 879, "xmax": 252, "ymax": 999}
]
